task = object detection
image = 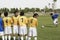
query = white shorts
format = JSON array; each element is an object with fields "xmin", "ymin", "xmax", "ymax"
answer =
[
  {"xmin": 53, "ymin": 18, "xmax": 58, "ymax": 25},
  {"xmin": 28, "ymin": 27, "xmax": 37, "ymax": 37},
  {"xmin": 19, "ymin": 25, "xmax": 27, "ymax": 35},
  {"xmin": 13, "ymin": 25, "xmax": 18, "ymax": 34},
  {"xmin": 4, "ymin": 27, "xmax": 12, "ymax": 34},
  {"xmin": 0, "ymin": 32, "xmax": 4, "ymax": 36}
]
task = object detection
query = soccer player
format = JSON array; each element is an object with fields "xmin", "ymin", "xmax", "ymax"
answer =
[
  {"xmin": 0, "ymin": 13, "xmax": 4, "ymax": 40},
  {"xmin": 18, "ymin": 11, "xmax": 28, "ymax": 40},
  {"xmin": 3, "ymin": 11, "xmax": 12, "ymax": 40},
  {"xmin": 50, "ymin": 10, "xmax": 59, "ymax": 27},
  {"xmin": 28, "ymin": 13, "xmax": 39, "ymax": 40},
  {"xmin": 12, "ymin": 10, "xmax": 19, "ymax": 40}
]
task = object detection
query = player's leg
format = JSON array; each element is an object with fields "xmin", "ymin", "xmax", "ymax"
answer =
[
  {"xmin": 23, "ymin": 26, "xmax": 28, "ymax": 40},
  {"xmin": 33, "ymin": 27, "xmax": 37, "ymax": 40},
  {"xmin": 4, "ymin": 27, "xmax": 8, "ymax": 40},
  {"xmin": 5, "ymin": 35, "xmax": 7, "ymax": 40},
  {"xmin": 55, "ymin": 19, "xmax": 58, "ymax": 26},
  {"xmin": 19, "ymin": 27, "xmax": 24, "ymax": 40},
  {"xmin": 13, "ymin": 26, "xmax": 16, "ymax": 40},
  {"xmin": 18, "ymin": 26, "xmax": 21, "ymax": 40},
  {"xmin": 13, "ymin": 25, "xmax": 18, "ymax": 40},
  {"xmin": 2, "ymin": 32, "xmax": 4, "ymax": 40},
  {"xmin": 8, "ymin": 27, "xmax": 12, "ymax": 40},
  {"xmin": 0, "ymin": 32, "xmax": 4, "ymax": 40},
  {"xmin": 28, "ymin": 27, "xmax": 32, "ymax": 40},
  {"xmin": 2, "ymin": 35, "xmax": 4, "ymax": 40},
  {"xmin": 54, "ymin": 18, "xmax": 58, "ymax": 27}
]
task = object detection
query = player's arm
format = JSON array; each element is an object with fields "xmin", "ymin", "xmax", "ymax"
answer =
[
  {"xmin": 25, "ymin": 18, "xmax": 28, "ymax": 27},
  {"xmin": 10, "ymin": 17, "xmax": 13, "ymax": 27},
  {"xmin": 26, "ymin": 18, "xmax": 29, "ymax": 26},
  {"xmin": 11, "ymin": 16, "xmax": 13, "ymax": 24},
  {"xmin": 17, "ymin": 18, "xmax": 19, "ymax": 26}
]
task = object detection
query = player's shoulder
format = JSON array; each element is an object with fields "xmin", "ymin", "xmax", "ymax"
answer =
[
  {"xmin": 29, "ymin": 17, "xmax": 33, "ymax": 19},
  {"xmin": 3, "ymin": 17, "xmax": 6, "ymax": 19},
  {"xmin": 17, "ymin": 15, "xmax": 20, "ymax": 17},
  {"xmin": 12, "ymin": 15, "xmax": 15, "ymax": 18},
  {"xmin": 7, "ymin": 17, "xmax": 12, "ymax": 20},
  {"xmin": 20, "ymin": 16, "xmax": 26, "ymax": 18},
  {"xmin": 33, "ymin": 18, "xmax": 37, "ymax": 21}
]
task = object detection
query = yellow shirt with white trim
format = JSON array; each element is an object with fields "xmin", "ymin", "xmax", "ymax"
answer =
[
  {"xmin": 29, "ymin": 17, "xmax": 38, "ymax": 27},
  {"xmin": 12, "ymin": 15, "xmax": 20, "ymax": 25},
  {"xmin": 3, "ymin": 17, "xmax": 12, "ymax": 27},
  {"xmin": 18, "ymin": 16, "xmax": 28, "ymax": 26}
]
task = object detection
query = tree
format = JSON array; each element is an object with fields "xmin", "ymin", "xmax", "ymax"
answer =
[
  {"xmin": 44, "ymin": 6, "xmax": 49, "ymax": 12},
  {"xmin": 15, "ymin": 8, "xmax": 19, "ymax": 11},
  {"xmin": 35, "ymin": 8, "xmax": 40, "ymax": 12},
  {"xmin": 24, "ymin": 8, "xmax": 30, "ymax": 13},
  {"xmin": 19, "ymin": 8, "xmax": 22, "ymax": 12},
  {"xmin": 30, "ymin": 8, "xmax": 35, "ymax": 13},
  {"xmin": 53, "ymin": 0, "xmax": 57, "ymax": 2},
  {"xmin": 48, "ymin": 3, "xmax": 50, "ymax": 9},
  {"xmin": 53, "ymin": 0, "xmax": 57, "ymax": 9},
  {"xmin": 56, "ymin": 9, "xmax": 60, "ymax": 13},
  {"xmin": 0, "ymin": 8, "xmax": 9, "ymax": 13},
  {"xmin": 10, "ymin": 8, "xmax": 16, "ymax": 13}
]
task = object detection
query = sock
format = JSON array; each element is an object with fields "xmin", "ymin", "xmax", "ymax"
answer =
[
  {"xmin": 13, "ymin": 36, "xmax": 16, "ymax": 40},
  {"xmin": 34, "ymin": 37, "xmax": 37, "ymax": 40},
  {"xmin": 28, "ymin": 37, "xmax": 31, "ymax": 40},
  {"xmin": 8, "ymin": 35, "xmax": 11, "ymax": 40},
  {"xmin": 5, "ymin": 35, "xmax": 7, "ymax": 40},
  {"xmin": 26, "ymin": 36, "xmax": 28, "ymax": 40},
  {"xmin": 21, "ymin": 36, "xmax": 23, "ymax": 40},
  {"xmin": 2, "ymin": 36, "xmax": 4, "ymax": 40}
]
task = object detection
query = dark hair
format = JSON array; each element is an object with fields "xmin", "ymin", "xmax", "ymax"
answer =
[
  {"xmin": 33, "ymin": 13, "xmax": 39, "ymax": 17},
  {"xmin": 20, "ymin": 11, "xmax": 24, "ymax": 16},
  {"xmin": 4, "ymin": 11, "xmax": 8, "ymax": 17},
  {"xmin": 14, "ymin": 10, "xmax": 18, "ymax": 14},
  {"xmin": 50, "ymin": 13, "xmax": 53, "ymax": 16}
]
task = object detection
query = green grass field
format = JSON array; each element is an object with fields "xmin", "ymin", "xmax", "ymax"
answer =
[
  {"xmin": 0, "ymin": 14, "xmax": 60, "ymax": 40},
  {"xmin": 37, "ymin": 15, "xmax": 60, "ymax": 40}
]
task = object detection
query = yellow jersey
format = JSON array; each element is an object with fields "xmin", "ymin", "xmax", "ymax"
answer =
[
  {"xmin": 12, "ymin": 15, "xmax": 20, "ymax": 25},
  {"xmin": 18, "ymin": 16, "xmax": 28, "ymax": 26},
  {"xmin": 29, "ymin": 17, "xmax": 38, "ymax": 27},
  {"xmin": 3, "ymin": 17, "xmax": 12, "ymax": 27}
]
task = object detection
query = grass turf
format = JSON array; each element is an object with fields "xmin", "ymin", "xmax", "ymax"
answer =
[
  {"xmin": 0, "ymin": 15, "xmax": 60, "ymax": 40},
  {"xmin": 37, "ymin": 15, "xmax": 60, "ymax": 40}
]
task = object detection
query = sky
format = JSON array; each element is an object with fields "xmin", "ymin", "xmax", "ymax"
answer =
[{"xmin": 0, "ymin": 0, "xmax": 60, "ymax": 9}]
